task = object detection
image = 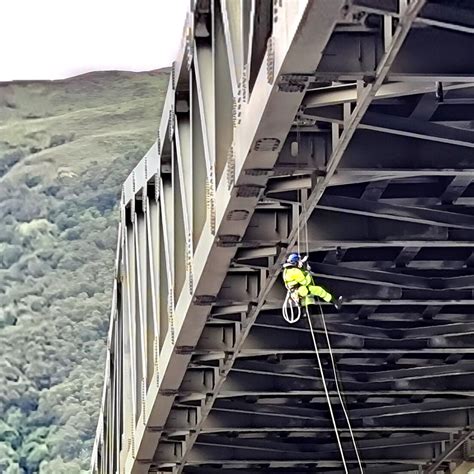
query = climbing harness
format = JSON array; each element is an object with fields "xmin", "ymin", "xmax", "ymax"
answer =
[{"xmin": 280, "ymin": 116, "xmax": 364, "ymax": 473}]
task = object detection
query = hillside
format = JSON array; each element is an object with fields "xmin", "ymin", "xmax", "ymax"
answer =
[{"xmin": 0, "ymin": 70, "xmax": 169, "ymax": 473}]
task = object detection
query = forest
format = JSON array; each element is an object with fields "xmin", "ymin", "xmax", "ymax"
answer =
[{"xmin": 0, "ymin": 69, "xmax": 168, "ymax": 473}]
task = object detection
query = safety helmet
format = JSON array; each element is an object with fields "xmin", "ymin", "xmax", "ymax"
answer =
[{"xmin": 287, "ymin": 253, "xmax": 301, "ymax": 265}]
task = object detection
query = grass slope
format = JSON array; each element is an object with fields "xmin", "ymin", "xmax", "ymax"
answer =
[{"xmin": 0, "ymin": 70, "xmax": 168, "ymax": 473}]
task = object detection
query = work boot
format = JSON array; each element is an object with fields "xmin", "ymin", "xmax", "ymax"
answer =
[{"xmin": 332, "ymin": 296, "xmax": 344, "ymax": 311}]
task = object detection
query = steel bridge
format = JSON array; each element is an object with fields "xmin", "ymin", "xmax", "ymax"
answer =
[{"xmin": 92, "ymin": 1, "xmax": 474, "ymax": 472}]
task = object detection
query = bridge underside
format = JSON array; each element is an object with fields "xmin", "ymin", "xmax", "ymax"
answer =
[{"xmin": 93, "ymin": 1, "xmax": 474, "ymax": 473}]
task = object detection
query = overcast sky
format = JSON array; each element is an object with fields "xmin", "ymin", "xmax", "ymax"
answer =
[{"xmin": 1, "ymin": 0, "xmax": 189, "ymax": 81}]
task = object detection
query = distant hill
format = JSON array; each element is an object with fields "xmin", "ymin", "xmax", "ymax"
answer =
[{"xmin": 0, "ymin": 69, "xmax": 168, "ymax": 473}]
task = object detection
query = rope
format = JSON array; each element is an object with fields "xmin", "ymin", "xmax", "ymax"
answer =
[
  {"xmin": 304, "ymin": 199, "xmax": 309, "ymax": 257},
  {"xmin": 282, "ymin": 291, "xmax": 301, "ymax": 324},
  {"xmin": 317, "ymin": 300, "xmax": 364, "ymax": 472},
  {"xmin": 296, "ymin": 117, "xmax": 301, "ymax": 257},
  {"xmin": 305, "ymin": 305, "xmax": 349, "ymax": 473},
  {"xmin": 290, "ymin": 110, "xmax": 363, "ymax": 471}
]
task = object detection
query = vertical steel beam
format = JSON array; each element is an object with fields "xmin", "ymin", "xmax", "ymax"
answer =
[
  {"xmin": 213, "ymin": 0, "xmax": 234, "ymax": 184},
  {"xmin": 194, "ymin": 41, "xmax": 216, "ymax": 234},
  {"xmin": 146, "ymin": 197, "xmax": 160, "ymax": 387},
  {"xmin": 175, "ymin": 115, "xmax": 193, "ymax": 295},
  {"xmin": 190, "ymin": 66, "xmax": 208, "ymax": 246},
  {"xmin": 122, "ymin": 226, "xmax": 137, "ymax": 461},
  {"xmin": 134, "ymin": 213, "xmax": 148, "ymax": 422},
  {"xmin": 172, "ymin": 144, "xmax": 186, "ymax": 299},
  {"xmin": 158, "ymin": 186, "xmax": 170, "ymax": 350},
  {"xmin": 115, "ymin": 307, "xmax": 122, "ymax": 472},
  {"xmin": 220, "ymin": 0, "xmax": 240, "ymax": 95},
  {"xmin": 161, "ymin": 175, "xmax": 175, "ymax": 344}
]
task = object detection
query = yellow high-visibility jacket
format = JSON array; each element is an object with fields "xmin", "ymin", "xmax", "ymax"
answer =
[
  {"xmin": 283, "ymin": 266, "xmax": 312, "ymax": 289},
  {"xmin": 282, "ymin": 265, "xmax": 333, "ymax": 304}
]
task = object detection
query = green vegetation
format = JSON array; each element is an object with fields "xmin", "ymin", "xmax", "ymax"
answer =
[{"xmin": 0, "ymin": 69, "xmax": 169, "ymax": 472}]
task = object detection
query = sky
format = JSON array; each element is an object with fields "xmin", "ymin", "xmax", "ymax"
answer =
[{"xmin": 1, "ymin": 0, "xmax": 189, "ymax": 81}]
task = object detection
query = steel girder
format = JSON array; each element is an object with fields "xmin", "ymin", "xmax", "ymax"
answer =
[{"xmin": 92, "ymin": 0, "xmax": 474, "ymax": 473}]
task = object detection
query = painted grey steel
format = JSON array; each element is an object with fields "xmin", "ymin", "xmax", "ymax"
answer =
[{"xmin": 92, "ymin": 0, "xmax": 474, "ymax": 473}]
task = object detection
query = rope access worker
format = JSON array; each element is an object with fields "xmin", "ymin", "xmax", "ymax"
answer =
[{"xmin": 283, "ymin": 253, "xmax": 343, "ymax": 310}]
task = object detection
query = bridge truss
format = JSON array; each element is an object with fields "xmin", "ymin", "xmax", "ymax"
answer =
[{"xmin": 92, "ymin": 0, "xmax": 474, "ymax": 472}]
